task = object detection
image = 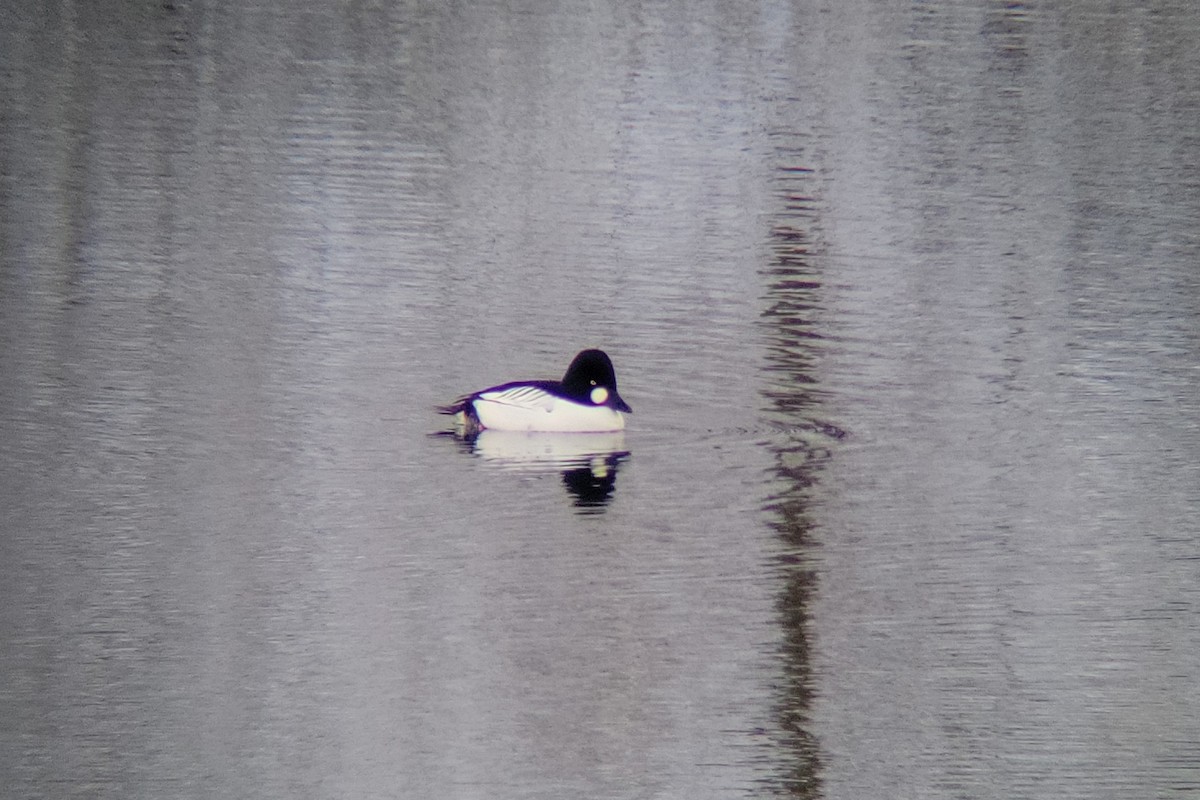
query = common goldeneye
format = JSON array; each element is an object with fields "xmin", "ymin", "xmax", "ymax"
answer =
[{"xmin": 439, "ymin": 349, "xmax": 632, "ymax": 433}]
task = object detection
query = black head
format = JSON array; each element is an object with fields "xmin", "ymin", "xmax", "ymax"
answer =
[{"xmin": 561, "ymin": 349, "xmax": 633, "ymax": 413}]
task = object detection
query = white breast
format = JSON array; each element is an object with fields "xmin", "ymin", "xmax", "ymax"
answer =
[{"xmin": 473, "ymin": 386, "xmax": 626, "ymax": 432}]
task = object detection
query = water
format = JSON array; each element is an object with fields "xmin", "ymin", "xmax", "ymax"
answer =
[{"xmin": 2, "ymin": 1, "xmax": 1199, "ymax": 798}]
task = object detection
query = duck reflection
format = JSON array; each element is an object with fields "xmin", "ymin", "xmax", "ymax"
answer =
[
  {"xmin": 559, "ymin": 453, "xmax": 624, "ymax": 509},
  {"xmin": 446, "ymin": 429, "xmax": 629, "ymax": 510}
]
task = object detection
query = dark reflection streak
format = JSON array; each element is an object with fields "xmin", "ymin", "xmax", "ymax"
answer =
[
  {"xmin": 757, "ymin": 150, "xmax": 829, "ymax": 798},
  {"xmin": 59, "ymin": 2, "xmax": 91, "ymax": 301}
]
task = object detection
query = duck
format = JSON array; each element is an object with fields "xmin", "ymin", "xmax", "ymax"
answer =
[{"xmin": 439, "ymin": 349, "xmax": 632, "ymax": 433}]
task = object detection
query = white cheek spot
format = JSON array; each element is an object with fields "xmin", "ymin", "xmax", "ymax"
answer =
[{"xmin": 590, "ymin": 386, "xmax": 609, "ymax": 405}]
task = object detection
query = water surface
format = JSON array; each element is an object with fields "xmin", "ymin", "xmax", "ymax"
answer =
[{"xmin": 2, "ymin": 1, "xmax": 1199, "ymax": 798}]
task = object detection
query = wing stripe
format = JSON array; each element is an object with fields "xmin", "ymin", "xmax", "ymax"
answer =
[{"xmin": 478, "ymin": 385, "xmax": 557, "ymax": 412}]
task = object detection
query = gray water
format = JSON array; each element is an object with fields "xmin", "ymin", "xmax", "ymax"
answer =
[{"xmin": 3, "ymin": 1, "xmax": 1199, "ymax": 798}]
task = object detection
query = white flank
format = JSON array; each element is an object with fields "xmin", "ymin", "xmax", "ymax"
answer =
[{"xmin": 474, "ymin": 385, "xmax": 626, "ymax": 432}]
